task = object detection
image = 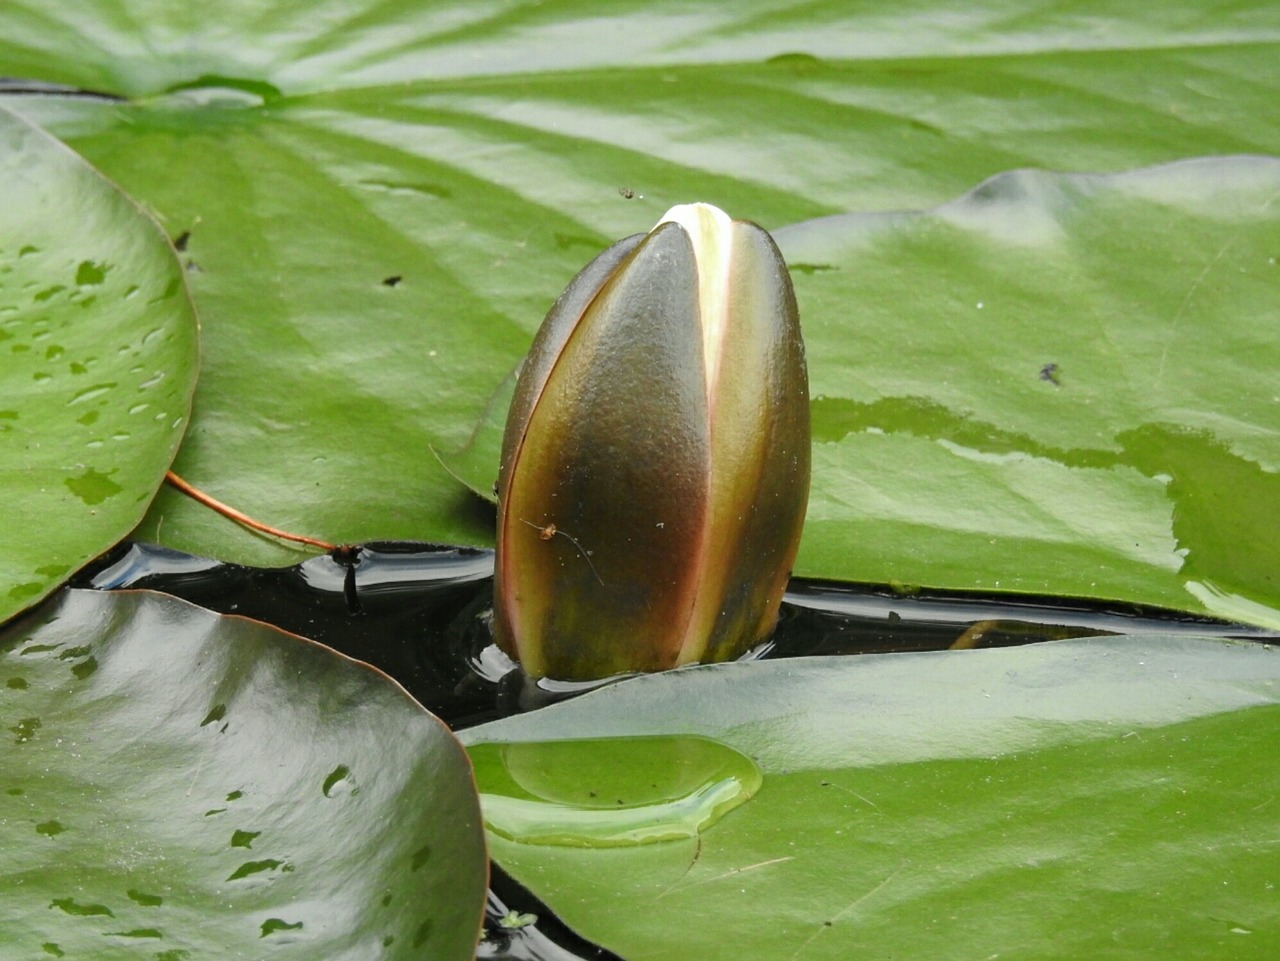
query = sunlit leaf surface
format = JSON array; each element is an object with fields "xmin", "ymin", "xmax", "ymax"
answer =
[
  {"xmin": 464, "ymin": 636, "xmax": 1280, "ymax": 960},
  {"xmin": 0, "ymin": 588, "xmax": 487, "ymax": 960},
  {"xmin": 0, "ymin": 106, "xmax": 197, "ymax": 622}
]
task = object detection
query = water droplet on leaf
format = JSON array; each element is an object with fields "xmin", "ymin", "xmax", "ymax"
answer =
[
  {"xmin": 322, "ymin": 764, "xmax": 353, "ymax": 797},
  {"xmin": 64, "ymin": 467, "xmax": 122, "ymax": 505},
  {"xmin": 259, "ymin": 918, "xmax": 303, "ymax": 938},
  {"xmin": 75, "ymin": 261, "xmax": 107, "ymax": 286},
  {"xmin": 468, "ymin": 734, "xmax": 762, "ymax": 847}
]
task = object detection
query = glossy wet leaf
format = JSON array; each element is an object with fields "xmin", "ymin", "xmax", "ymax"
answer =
[
  {"xmin": 0, "ymin": 588, "xmax": 486, "ymax": 960},
  {"xmin": 0, "ymin": 106, "xmax": 197, "ymax": 623},
  {"xmin": 2, "ymin": 2, "xmax": 1279, "ymax": 568},
  {"xmin": 780, "ymin": 157, "xmax": 1280, "ymax": 627},
  {"xmin": 463, "ymin": 636, "xmax": 1280, "ymax": 960}
]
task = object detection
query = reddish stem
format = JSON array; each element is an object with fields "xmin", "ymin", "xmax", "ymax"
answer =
[{"xmin": 165, "ymin": 471, "xmax": 336, "ymax": 551}]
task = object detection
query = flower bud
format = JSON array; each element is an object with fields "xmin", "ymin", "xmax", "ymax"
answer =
[{"xmin": 493, "ymin": 203, "xmax": 809, "ymax": 680}]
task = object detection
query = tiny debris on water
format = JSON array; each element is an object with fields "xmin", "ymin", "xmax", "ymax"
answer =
[{"xmin": 499, "ymin": 911, "xmax": 538, "ymax": 930}]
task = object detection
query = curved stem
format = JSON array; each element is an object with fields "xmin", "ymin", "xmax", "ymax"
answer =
[{"xmin": 164, "ymin": 471, "xmax": 335, "ymax": 551}]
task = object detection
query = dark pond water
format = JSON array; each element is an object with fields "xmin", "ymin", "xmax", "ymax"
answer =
[{"xmin": 76, "ymin": 541, "xmax": 1278, "ymax": 960}]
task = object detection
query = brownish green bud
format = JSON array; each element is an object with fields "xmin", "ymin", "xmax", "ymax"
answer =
[{"xmin": 493, "ymin": 203, "xmax": 809, "ymax": 680}]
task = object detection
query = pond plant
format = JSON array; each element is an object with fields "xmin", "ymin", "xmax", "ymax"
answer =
[
  {"xmin": 2, "ymin": 3, "xmax": 1280, "ymax": 960},
  {"xmin": 493, "ymin": 202, "xmax": 810, "ymax": 680}
]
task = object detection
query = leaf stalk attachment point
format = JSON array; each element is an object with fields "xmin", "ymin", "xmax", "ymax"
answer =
[{"xmin": 164, "ymin": 471, "xmax": 336, "ymax": 551}]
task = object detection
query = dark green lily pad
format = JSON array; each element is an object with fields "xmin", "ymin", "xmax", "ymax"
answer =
[
  {"xmin": 463, "ymin": 635, "xmax": 1280, "ymax": 960},
  {"xmin": 0, "ymin": 588, "xmax": 487, "ymax": 959},
  {"xmin": 0, "ymin": 106, "xmax": 198, "ymax": 622}
]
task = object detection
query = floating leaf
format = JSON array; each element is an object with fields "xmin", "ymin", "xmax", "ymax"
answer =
[
  {"xmin": 781, "ymin": 156, "xmax": 1280, "ymax": 626},
  {"xmin": 463, "ymin": 635, "xmax": 1280, "ymax": 960},
  {"xmin": 0, "ymin": 589, "xmax": 486, "ymax": 960},
  {"xmin": 0, "ymin": 106, "xmax": 197, "ymax": 621}
]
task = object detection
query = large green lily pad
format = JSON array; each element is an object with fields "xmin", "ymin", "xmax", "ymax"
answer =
[
  {"xmin": 781, "ymin": 156, "xmax": 1280, "ymax": 626},
  {"xmin": 463, "ymin": 636, "xmax": 1280, "ymax": 960},
  {"xmin": 1, "ymin": 2, "xmax": 1278, "ymax": 571},
  {"xmin": 0, "ymin": 106, "xmax": 197, "ymax": 623},
  {"xmin": 0, "ymin": 588, "xmax": 487, "ymax": 959}
]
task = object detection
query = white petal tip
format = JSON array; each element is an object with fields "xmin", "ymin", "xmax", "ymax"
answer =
[{"xmin": 656, "ymin": 202, "xmax": 733, "ymax": 237}]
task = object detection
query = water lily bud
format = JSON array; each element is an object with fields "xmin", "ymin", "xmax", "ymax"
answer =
[{"xmin": 493, "ymin": 203, "xmax": 809, "ymax": 680}]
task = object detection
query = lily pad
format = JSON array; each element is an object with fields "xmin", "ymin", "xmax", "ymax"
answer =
[
  {"xmin": 0, "ymin": 106, "xmax": 197, "ymax": 622},
  {"xmin": 2, "ymin": 2, "xmax": 1279, "ymax": 567},
  {"xmin": 0, "ymin": 588, "xmax": 487, "ymax": 959},
  {"xmin": 463, "ymin": 635, "xmax": 1280, "ymax": 960},
  {"xmin": 782, "ymin": 156, "xmax": 1280, "ymax": 626}
]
